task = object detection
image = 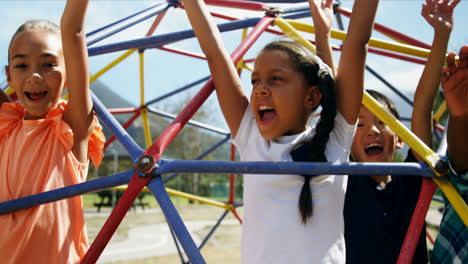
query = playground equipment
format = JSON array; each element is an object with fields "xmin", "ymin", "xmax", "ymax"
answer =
[{"xmin": 1, "ymin": 1, "xmax": 467, "ymax": 263}]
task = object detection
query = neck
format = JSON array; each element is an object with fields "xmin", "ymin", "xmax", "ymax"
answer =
[{"xmin": 370, "ymin": 175, "xmax": 392, "ymax": 188}]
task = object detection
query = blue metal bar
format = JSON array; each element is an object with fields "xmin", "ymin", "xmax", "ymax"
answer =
[
  {"xmin": 145, "ymin": 75, "xmax": 211, "ymax": 106},
  {"xmin": 166, "ymin": 217, "xmax": 188, "ymax": 264},
  {"xmin": 156, "ymin": 159, "xmax": 438, "ymax": 177},
  {"xmin": 86, "ymin": 3, "xmax": 164, "ymax": 38},
  {"xmin": 436, "ymin": 120, "xmax": 448, "ymax": 157},
  {"xmin": 147, "ymin": 106, "xmax": 230, "ymax": 136},
  {"xmin": 147, "ymin": 176, "xmax": 206, "ymax": 264},
  {"xmin": 164, "ymin": 135, "xmax": 231, "ymax": 183},
  {"xmin": 281, "ymin": 3, "xmax": 311, "ymax": 14},
  {"xmin": 281, "ymin": 10, "xmax": 317, "ymax": 20},
  {"xmin": 87, "ymin": 2, "xmax": 173, "ymax": 46},
  {"xmin": 365, "ymin": 65, "xmax": 414, "ymax": 106},
  {"xmin": 0, "ymin": 170, "xmax": 134, "ymax": 215},
  {"xmin": 88, "ymin": 17, "xmax": 262, "ymax": 56},
  {"xmin": 199, "ymin": 210, "xmax": 229, "ymax": 250},
  {"xmin": 91, "ymin": 91, "xmax": 144, "ymax": 163}
]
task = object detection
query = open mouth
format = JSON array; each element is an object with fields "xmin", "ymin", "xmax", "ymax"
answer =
[
  {"xmin": 258, "ymin": 105, "xmax": 276, "ymax": 122},
  {"xmin": 365, "ymin": 143, "xmax": 383, "ymax": 156},
  {"xmin": 25, "ymin": 91, "xmax": 48, "ymax": 101}
]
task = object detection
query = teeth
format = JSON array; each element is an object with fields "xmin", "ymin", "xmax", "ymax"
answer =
[
  {"xmin": 259, "ymin": 105, "xmax": 273, "ymax": 111},
  {"xmin": 366, "ymin": 143, "xmax": 382, "ymax": 149}
]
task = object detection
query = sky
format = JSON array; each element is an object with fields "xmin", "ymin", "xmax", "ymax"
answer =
[{"xmin": 1, "ymin": 0, "xmax": 467, "ymax": 131}]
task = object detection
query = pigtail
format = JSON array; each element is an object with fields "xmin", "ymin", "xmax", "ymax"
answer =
[{"xmin": 292, "ymin": 71, "xmax": 336, "ymax": 225}]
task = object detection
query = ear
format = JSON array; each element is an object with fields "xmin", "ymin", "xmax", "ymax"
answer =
[
  {"xmin": 304, "ymin": 86, "xmax": 322, "ymax": 110},
  {"xmin": 5, "ymin": 65, "xmax": 11, "ymax": 83},
  {"xmin": 395, "ymin": 136, "xmax": 404, "ymax": 149}
]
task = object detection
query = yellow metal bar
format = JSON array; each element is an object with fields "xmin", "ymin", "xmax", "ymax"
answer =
[
  {"xmin": 5, "ymin": 87, "xmax": 14, "ymax": 96},
  {"xmin": 434, "ymin": 102, "xmax": 447, "ymax": 122},
  {"xmin": 236, "ymin": 28, "xmax": 249, "ymax": 73},
  {"xmin": 363, "ymin": 92, "xmax": 468, "ymax": 227},
  {"xmin": 90, "ymin": 49, "xmax": 136, "ymax": 84},
  {"xmin": 274, "ymin": 17, "xmax": 316, "ymax": 54},
  {"xmin": 110, "ymin": 186, "xmax": 233, "ymax": 210},
  {"xmin": 139, "ymin": 51, "xmax": 152, "ymax": 148},
  {"xmin": 285, "ymin": 19, "xmax": 430, "ymax": 59},
  {"xmin": 141, "ymin": 108, "xmax": 153, "ymax": 148},
  {"xmin": 363, "ymin": 92, "xmax": 441, "ymax": 173}
]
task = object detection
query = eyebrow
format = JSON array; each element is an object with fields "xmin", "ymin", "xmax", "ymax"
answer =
[{"xmin": 11, "ymin": 53, "xmax": 58, "ymax": 61}]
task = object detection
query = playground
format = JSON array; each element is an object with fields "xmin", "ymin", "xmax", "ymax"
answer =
[{"xmin": 1, "ymin": 1, "xmax": 468, "ymax": 263}]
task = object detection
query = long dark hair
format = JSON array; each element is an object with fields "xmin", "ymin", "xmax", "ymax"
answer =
[{"xmin": 262, "ymin": 41, "xmax": 336, "ymax": 224}]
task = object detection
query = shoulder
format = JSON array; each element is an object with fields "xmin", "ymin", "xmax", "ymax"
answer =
[{"xmin": 0, "ymin": 102, "xmax": 26, "ymax": 140}]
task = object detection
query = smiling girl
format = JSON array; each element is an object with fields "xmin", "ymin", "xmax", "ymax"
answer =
[{"xmin": 0, "ymin": 0, "xmax": 104, "ymax": 263}]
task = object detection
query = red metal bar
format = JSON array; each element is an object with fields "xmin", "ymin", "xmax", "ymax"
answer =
[
  {"xmin": 158, "ymin": 46, "xmax": 207, "ymax": 60},
  {"xmin": 82, "ymin": 16, "xmax": 275, "ymax": 263},
  {"xmin": 231, "ymin": 208, "xmax": 243, "ymax": 224},
  {"xmin": 8, "ymin": 91, "xmax": 17, "ymax": 102},
  {"xmin": 204, "ymin": 0, "xmax": 269, "ymax": 12},
  {"xmin": 368, "ymin": 47, "xmax": 427, "ymax": 65},
  {"xmin": 108, "ymin": 107, "xmax": 140, "ymax": 115},
  {"xmin": 228, "ymin": 145, "xmax": 236, "ymax": 204},
  {"xmin": 397, "ymin": 178, "xmax": 438, "ymax": 264},
  {"xmin": 426, "ymin": 229, "xmax": 435, "ymax": 245},
  {"xmin": 103, "ymin": 111, "xmax": 141, "ymax": 150},
  {"xmin": 337, "ymin": 8, "xmax": 431, "ymax": 50},
  {"xmin": 146, "ymin": 10, "xmax": 167, "ymax": 36}
]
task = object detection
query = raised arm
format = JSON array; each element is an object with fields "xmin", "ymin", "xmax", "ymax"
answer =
[
  {"xmin": 441, "ymin": 46, "xmax": 468, "ymax": 173},
  {"xmin": 308, "ymin": 0, "xmax": 336, "ymax": 77},
  {"xmin": 0, "ymin": 89, "xmax": 12, "ymax": 108},
  {"xmin": 335, "ymin": 0, "xmax": 379, "ymax": 124},
  {"xmin": 181, "ymin": 0, "xmax": 248, "ymax": 138},
  {"xmin": 61, "ymin": 0, "xmax": 94, "ymax": 163},
  {"xmin": 412, "ymin": 0, "xmax": 459, "ymax": 161}
]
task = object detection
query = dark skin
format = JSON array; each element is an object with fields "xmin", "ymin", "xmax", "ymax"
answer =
[{"xmin": 442, "ymin": 45, "xmax": 468, "ymax": 173}]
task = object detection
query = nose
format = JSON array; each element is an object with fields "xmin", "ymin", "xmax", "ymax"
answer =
[
  {"xmin": 367, "ymin": 123, "xmax": 381, "ymax": 137},
  {"xmin": 254, "ymin": 82, "xmax": 271, "ymax": 96},
  {"xmin": 26, "ymin": 71, "xmax": 44, "ymax": 85}
]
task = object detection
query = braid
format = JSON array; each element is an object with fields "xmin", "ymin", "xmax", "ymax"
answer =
[{"xmin": 296, "ymin": 72, "xmax": 336, "ymax": 224}]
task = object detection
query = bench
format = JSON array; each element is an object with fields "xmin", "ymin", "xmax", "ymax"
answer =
[{"xmin": 93, "ymin": 190, "xmax": 149, "ymax": 212}]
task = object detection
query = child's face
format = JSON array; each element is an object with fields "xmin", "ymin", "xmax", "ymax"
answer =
[
  {"xmin": 5, "ymin": 29, "xmax": 65, "ymax": 120},
  {"xmin": 250, "ymin": 49, "xmax": 321, "ymax": 140},
  {"xmin": 351, "ymin": 105, "xmax": 403, "ymax": 162}
]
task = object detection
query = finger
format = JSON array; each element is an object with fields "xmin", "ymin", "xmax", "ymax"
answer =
[
  {"xmin": 446, "ymin": 52, "xmax": 457, "ymax": 74},
  {"xmin": 325, "ymin": 0, "xmax": 333, "ymax": 9},
  {"xmin": 450, "ymin": 0, "xmax": 461, "ymax": 9},
  {"xmin": 442, "ymin": 0, "xmax": 450, "ymax": 6},
  {"xmin": 458, "ymin": 45, "xmax": 468, "ymax": 68},
  {"xmin": 441, "ymin": 67, "xmax": 450, "ymax": 84}
]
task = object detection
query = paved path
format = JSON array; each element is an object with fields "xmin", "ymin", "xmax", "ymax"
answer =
[{"xmin": 96, "ymin": 219, "xmax": 239, "ymax": 263}]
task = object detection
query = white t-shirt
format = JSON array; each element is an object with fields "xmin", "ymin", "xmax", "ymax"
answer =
[{"xmin": 232, "ymin": 106, "xmax": 356, "ymax": 264}]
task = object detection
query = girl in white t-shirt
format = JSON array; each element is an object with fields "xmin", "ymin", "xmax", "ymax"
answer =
[{"xmin": 181, "ymin": 0, "xmax": 379, "ymax": 263}]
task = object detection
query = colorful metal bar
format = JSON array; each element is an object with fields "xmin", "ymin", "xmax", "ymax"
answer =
[
  {"xmin": 198, "ymin": 210, "xmax": 229, "ymax": 250},
  {"xmin": 365, "ymin": 65, "xmax": 414, "ymax": 106},
  {"xmin": 397, "ymin": 178, "xmax": 438, "ymax": 264},
  {"xmin": 84, "ymin": 16, "xmax": 274, "ymax": 262},
  {"xmin": 363, "ymin": 93, "xmax": 468, "ymax": 228},
  {"xmin": 368, "ymin": 47, "xmax": 426, "ymax": 65},
  {"xmin": 88, "ymin": 17, "xmax": 262, "ymax": 56},
  {"xmin": 145, "ymin": 75, "xmax": 211, "ymax": 106},
  {"xmin": 104, "ymin": 111, "xmax": 141, "ymax": 150},
  {"xmin": 165, "ymin": 188, "xmax": 232, "ymax": 210},
  {"xmin": 274, "ymin": 17, "xmax": 316, "ymax": 53},
  {"xmin": 285, "ymin": 19, "xmax": 431, "ymax": 60},
  {"xmin": 156, "ymin": 159, "xmax": 438, "ymax": 177},
  {"xmin": 337, "ymin": 7, "xmax": 431, "ymax": 50},
  {"xmin": 147, "ymin": 176, "xmax": 206, "ymax": 264},
  {"xmin": 86, "ymin": 3, "xmax": 163, "ymax": 38},
  {"xmin": 91, "ymin": 92, "xmax": 144, "ymax": 162},
  {"xmin": 108, "ymin": 107, "xmax": 139, "ymax": 115},
  {"xmin": 0, "ymin": 170, "xmax": 134, "ymax": 215},
  {"xmin": 90, "ymin": 49, "xmax": 136, "ymax": 84},
  {"xmin": 157, "ymin": 46, "xmax": 206, "ymax": 60},
  {"xmin": 139, "ymin": 52, "xmax": 153, "ymax": 148},
  {"xmin": 163, "ymin": 135, "xmax": 231, "ymax": 183},
  {"xmin": 87, "ymin": 2, "xmax": 172, "ymax": 46},
  {"xmin": 204, "ymin": 0, "xmax": 269, "ymax": 11},
  {"xmin": 147, "ymin": 107, "xmax": 230, "ymax": 136},
  {"xmin": 434, "ymin": 102, "xmax": 447, "ymax": 122}
]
